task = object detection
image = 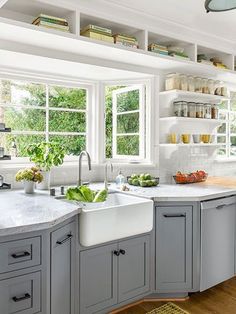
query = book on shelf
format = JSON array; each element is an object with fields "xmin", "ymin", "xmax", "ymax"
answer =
[
  {"xmin": 33, "ymin": 14, "xmax": 67, "ymax": 23},
  {"xmin": 34, "ymin": 21, "xmax": 70, "ymax": 31},
  {"xmin": 148, "ymin": 43, "xmax": 168, "ymax": 51},
  {"xmin": 113, "ymin": 33, "xmax": 137, "ymax": 43},
  {"xmin": 81, "ymin": 30, "xmax": 114, "ymax": 43},
  {"xmin": 33, "ymin": 16, "xmax": 68, "ymax": 26},
  {"xmin": 115, "ymin": 41, "xmax": 138, "ymax": 49},
  {"xmin": 149, "ymin": 48, "xmax": 169, "ymax": 55},
  {"xmin": 81, "ymin": 28, "xmax": 112, "ymax": 37},
  {"xmin": 81, "ymin": 24, "xmax": 112, "ymax": 35}
]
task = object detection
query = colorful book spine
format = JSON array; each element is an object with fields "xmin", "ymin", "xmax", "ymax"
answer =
[
  {"xmin": 81, "ymin": 29, "xmax": 112, "ymax": 37},
  {"xmin": 113, "ymin": 34, "xmax": 137, "ymax": 43},
  {"xmin": 36, "ymin": 14, "xmax": 67, "ymax": 22},
  {"xmin": 81, "ymin": 24, "xmax": 112, "ymax": 35}
]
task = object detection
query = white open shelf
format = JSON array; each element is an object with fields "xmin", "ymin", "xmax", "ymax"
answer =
[
  {"xmin": 159, "ymin": 90, "xmax": 230, "ymax": 102},
  {"xmin": 159, "ymin": 143, "xmax": 223, "ymax": 147},
  {"xmin": 159, "ymin": 117, "xmax": 222, "ymax": 126},
  {"xmin": 0, "ymin": 1, "xmax": 236, "ymax": 82}
]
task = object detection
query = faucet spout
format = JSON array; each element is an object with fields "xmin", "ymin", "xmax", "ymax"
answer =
[{"xmin": 78, "ymin": 151, "xmax": 92, "ymax": 186}]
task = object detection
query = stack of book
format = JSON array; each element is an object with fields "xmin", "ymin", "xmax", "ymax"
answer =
[
  {"xmin": 113, "ymin": 34, "xmax": 138, "ymax": 49},
  {"xmin": 168, "ymin": 51, "xmax": 190, "ymax": 60},
  {"xmin": 148, "ymin": 43, "xmax": 168, "ymax": 55},
  {"xmin": 81, "ymin": 24, "xmax": 114, "ymax": 43},
  {"xmin": 32, "ymin": 14, "xmax": 70, "ymax": 32}
]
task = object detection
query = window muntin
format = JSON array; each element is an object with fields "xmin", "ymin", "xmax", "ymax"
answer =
[
  {"xmin": 217, "ymin": 92, "xmax": 236, "ymax": 158},
  {"xmin": 105, "ymin": 84, "xmax": 146, "ymax": 160},
  {"xmin": 0, "ymin": 79, "xmax": 88, "ymax": 158}
]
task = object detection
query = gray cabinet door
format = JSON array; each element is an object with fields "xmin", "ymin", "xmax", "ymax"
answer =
[
  {"xmin": 51, "ymin": 221, "xmax": 75, "ymax": 314},
  {"xmin": 156, "ymin": 206, "xmax": 193, "ymax": 292},
  {"xmin": 79, "ymin": 243, "xmax": 118, "ymax": 314},
  {"xmin": 118, "ymin": 235, "xmax": 150, "ymax": 303},
  {"xmin": 200, "ymin": 197, "xmax": 236, "ymax": 291}
]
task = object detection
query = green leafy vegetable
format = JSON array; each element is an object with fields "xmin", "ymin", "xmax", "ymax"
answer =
[{"xmin": 66, "ymin": 186, "xmax": 108, "ymax": 203}]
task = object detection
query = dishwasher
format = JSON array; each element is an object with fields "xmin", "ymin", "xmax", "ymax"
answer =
[{"xmin": 200, "ymin": 195, "xmax": 236, "ymax": 291}]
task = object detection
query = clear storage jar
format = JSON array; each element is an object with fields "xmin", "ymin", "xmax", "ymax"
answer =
[
  {"xmin": 196, "ymin": 103, "xmax": 204, "ymax": 118},
  {"xmin": 208, "ymin": 79, "xmax": 215, "ymax": 95},
  {"xmin": 211, "ymin": 104, "xmax": 219, "ymax": 119},
  {"xmin": 188, "ymin": 76, "xmax": 195, "ymax": 92},
  {"xmin": 204, "ymin": 104, "xmax": 211, "ymax": 119},
  {"xmin": 195, "ymin": 77, "xmax": 202, "ymax": 93},
  {"xmin": 174, "ymin": 101, "xmax": 182, "ymax": 117},
  {"xmin": 165, "ymin": 73, "xmax": 180, "ymax": 90},
  {"xmin": 181, "ymin": 101, "xmax": 188, "ymax": 117},
  {"xmin": 202, "ymin": 78, "xmax": 209, "ymax": 94},
  {"xmin": 188, "ymin": 102, "xmax": 196, "ymax": 118},
  {"xmin": 214, "ymin": 80, "xmax": 221, "ymax": 96},
  {"xmin": 180, "ymin": 74, "xmax": 188, "ymax": 91}
]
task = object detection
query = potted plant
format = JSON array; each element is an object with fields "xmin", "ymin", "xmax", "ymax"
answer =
[
  {"xmin": 27, "ymin": 141, "xmax": 66, "ymax": 190},
  {"xmin": 15, "ymin": 167, "xmax": 43, "ymax": 194}
]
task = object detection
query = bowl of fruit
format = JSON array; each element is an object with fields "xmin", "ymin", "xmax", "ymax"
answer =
[
  {"xmin": 173, "ymin": 170, "xmax": 208, "ymax": 184},
  {"xmin": 127, "ymin": 173, "xmax": 159, "ymax": 187}
]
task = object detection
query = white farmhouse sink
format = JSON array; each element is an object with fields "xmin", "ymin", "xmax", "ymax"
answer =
[{"xmin": 79, "ymin": 192, "xmax": 153, "ymax": 246}]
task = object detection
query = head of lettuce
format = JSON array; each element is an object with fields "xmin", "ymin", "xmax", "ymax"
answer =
[{"xmin": 66, "ymin": 185, "xmax": 108, "ymax": 203}]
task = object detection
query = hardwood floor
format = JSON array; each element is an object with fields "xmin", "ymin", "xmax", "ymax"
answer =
[{"xmin": 117, "ymin": 277, "xmax": 236, "ymax": 314}]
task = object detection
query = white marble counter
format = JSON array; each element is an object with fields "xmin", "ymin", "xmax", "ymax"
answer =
[
  {"xmin": 0, "ymin": 190, "xmax": 80, "ymax": 236},
  {"xmin": 119, "ymin": 183, "xmax": 236, "ymax": 202}
]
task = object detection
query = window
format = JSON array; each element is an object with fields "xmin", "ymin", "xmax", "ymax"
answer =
[
  {"xmin": 0, "ymin": 79, "xmax": 89, "ymax": 158},
  {"xmin": 105, "ymin": 84, "xmax": 147, "ymax": 161},
  {"xmin": 217, "ymin": 92, "xmax": 236, "ymax": 158}
]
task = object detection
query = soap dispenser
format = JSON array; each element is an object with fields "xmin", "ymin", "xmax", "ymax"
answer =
[{"xmin": 115, "ymin": 169, "xmax": 125, "ymax": 188}]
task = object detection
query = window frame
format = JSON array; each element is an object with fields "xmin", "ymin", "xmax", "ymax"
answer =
[
  {"xmin": 102, "ymin": 78, "xmax": 154, "ymax": 165},
  {"xmin": 112, "ymin": 84, "xmax": 145, "ymax": 160},
  {"xmin": 0, "ymin": 75, "xmax": 96, "ymax": 163},
  {"xmin": 217, "ymin": 90, "xmax": 236, "ymax": 160}
]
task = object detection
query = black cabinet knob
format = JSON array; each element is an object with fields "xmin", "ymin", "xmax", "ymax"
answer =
[
  {"xmin": 119, "ymin": 249, "xmax": 126, "ymax": 255},
  {"xmin": 113, "ymin": 250, "xmax": 120, "ymax": 256}
]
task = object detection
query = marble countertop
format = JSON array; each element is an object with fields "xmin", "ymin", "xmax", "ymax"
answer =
[
  {"xmin": 1, "ymin": 180, "xmax": 236, "ymax": 236},
  {"xmin": 0, "ymin": 190, "xmax": 80, "ymax": 236},
  {"xmin": 121, "ymin": 183, "xmax": 236, "ymax": 202}
]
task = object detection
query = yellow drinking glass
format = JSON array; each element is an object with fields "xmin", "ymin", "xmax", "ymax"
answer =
[
  {"xmin": 181, "ymin": 134, "xmax": 191, "ymax": 144},
  {"xmin": 168, "ymin": 133, "xmax": 177, "ymax": 144},
  {"xmin": 201, "ymin": 134, "xmax": 211, "ymax": 143}
]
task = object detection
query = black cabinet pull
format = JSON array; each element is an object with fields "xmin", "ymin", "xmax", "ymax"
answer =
[
  {"xmin": 119, "ymin": 249, "xmax": 126, "ymax": 255},
  {"xmin": 56, "ymin": 234, "xmax": 73, "ymax": 245},
  {"xmin": 113, "ymin": 250, "xmax": 120, "ymax": 256},
  {"xmin": 12, "ymin": 293, "xmax": 31, "ymax": 302},
  {"xmin": 163, "ymin": 214, "xmax": 186, "ymax": 218},
  {"xmin": 11, "ymin": 251, "xmax": 30, "ymax": 259}
]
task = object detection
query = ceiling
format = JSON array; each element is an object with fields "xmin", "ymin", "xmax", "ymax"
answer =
[{"xmin": 101, "ymin": 0, "xmax": 236, "ymax": 44}]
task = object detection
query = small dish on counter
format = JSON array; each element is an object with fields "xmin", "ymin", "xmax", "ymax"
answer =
[{"xmin": 127, "ymin": 173, "xmax": 159, "ymax": 187}]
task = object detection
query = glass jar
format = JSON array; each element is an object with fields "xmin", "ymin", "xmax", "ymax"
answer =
[
  {"xmin": 202, "ymin": 78, "xmax": 209, "ymax": 94},
  {"xmin": 180, "ymin": 74, "xmax": 188, "ymax": 91},
  {"xmin": 174, "ymin": 101, "xmax": 182, "ymax": 117},
  {"xmin": 188, "ymin": 102, "xmax": 196, "ymax": 118},
  {"xmin": 181, "ymin": 101, "xmax": 188, "ymax": 117},
  {"xmin": 211, "ymin": 104, "xmax": 219, "ymax": 119},
  {"xmin": 204, "ymin": 104, "xmax": 212, "ymax": 119},
  {"xmin": 196, "ymin": 103, "xmax": 204, "ymax": 118},
  {"xmin": 195, "ymin": 77, "xmax": 202, "ymax": 93},
  {"xmin": 214, "ymin": 80, "xmax": 221, "ymax": 96},
  {"xmin": 220, "ymin": 82, "xmax": 228, "ymax": 97},
  {"xmin": 208, "ymin": 79, "xmax": 215, "ymax": 95},
  {"xmin": 165, "ymin": 73, "xmax": 180, "ymax": 91},
  {"xmin": 188, "ymin": 75, "xmax": 195, "ymax": 92}
]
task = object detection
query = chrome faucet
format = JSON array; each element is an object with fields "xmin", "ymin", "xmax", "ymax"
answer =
[
  {"xmin": 78, "ymin": 151, "xmax": 92, "ymax": 186},
  {"xmin": 104, "ymin": 162, "xmax": 113, "ymax": 189}
]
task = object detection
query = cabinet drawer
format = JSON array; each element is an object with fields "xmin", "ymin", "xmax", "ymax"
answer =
[
  {"xmin": 0, "ymin": 237, "xmax": 41, "ymax": 274},
  {"xmin": 0, "ymin": 271, "xmax": 41, "ymax": 314}
]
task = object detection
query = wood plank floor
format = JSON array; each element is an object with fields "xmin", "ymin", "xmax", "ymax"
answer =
[{"xmin": 117, "ymin": 277, "xmax": 236, "ymax": 314}]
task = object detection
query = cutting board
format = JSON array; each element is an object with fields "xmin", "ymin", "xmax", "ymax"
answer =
[{"xmin": 200, "ymin": 176, "xmax": 236, "ymax": 188}]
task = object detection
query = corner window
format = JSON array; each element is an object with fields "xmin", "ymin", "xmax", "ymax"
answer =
[
  {"xmin": 105, "ymin": 84, "xmax": 147, "ymax": 161},
  {"xmin": 0, "ymin": 79, "xmax": 89, "ymax": 158}
]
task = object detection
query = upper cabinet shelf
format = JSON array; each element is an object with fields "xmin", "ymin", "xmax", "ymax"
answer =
[
  {"xmin": 1, "ymin": 0, "xmax": 236, "ymax": 82},
  {"xmin": 159, "ymin": 90, "xmax": 230, "ymax": 101}
]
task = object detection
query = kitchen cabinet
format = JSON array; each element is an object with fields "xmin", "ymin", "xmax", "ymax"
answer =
[
  {"xmin": 51, "ymin": 221, "xmax": 76, "ymax": 314},
  {"xmin": 156, "ymin": 205, "xmax": 193, "ymax": 292},
  {"xmin": 79, "ymin": 234, "xmax": 150, "ymax": 314},
  {"xmin": 200, "ymin": 196, "xmax": 236, "ymax": 291}
]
